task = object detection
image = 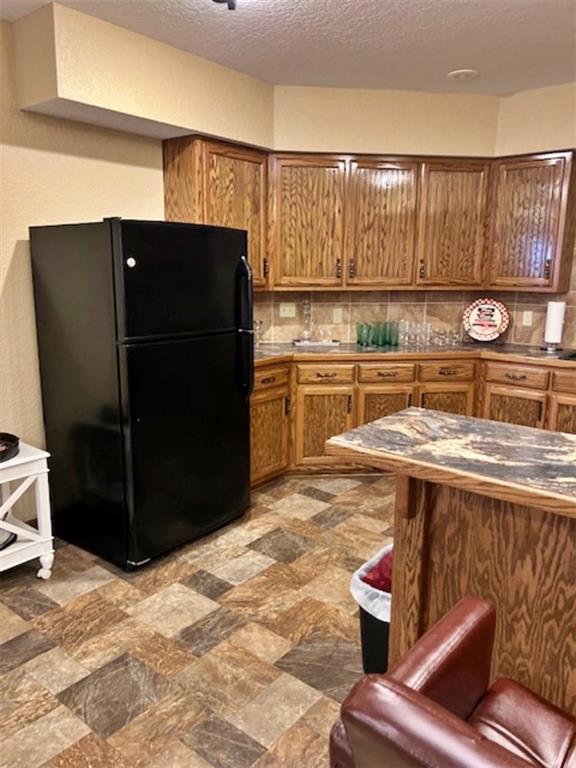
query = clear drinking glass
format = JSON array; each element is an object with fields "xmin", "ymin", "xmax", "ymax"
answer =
[{"xmin": 357, "ymin": 323, "xmax": 372, "ymax": 347}]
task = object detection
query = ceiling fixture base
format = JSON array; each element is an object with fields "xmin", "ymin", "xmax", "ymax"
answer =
[
  {"xmin": 447, "ymin": 68, "xmax": 479, "ymax": 82},
  {"xmin": 213, "ymin": 0, "xmax": 236, "ymax": 9}
]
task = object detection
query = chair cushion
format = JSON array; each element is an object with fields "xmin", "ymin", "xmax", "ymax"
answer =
[
  {"xmin": 469, "ymin": 679, "xmax": 576, "ymax": 768},
  {"xmin": 329, "ymin": 719, "xmax": 355, "ymax": 768}
]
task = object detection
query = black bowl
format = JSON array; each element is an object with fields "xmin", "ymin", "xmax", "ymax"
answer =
[{"xmin": 0, "ymin": 433, "xmax": 19, "ymax": 463}]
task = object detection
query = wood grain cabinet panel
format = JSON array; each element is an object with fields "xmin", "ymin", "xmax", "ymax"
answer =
[
  {"xmin": 416, "ymin": 161, "xmax": 489, "ymax": 287},
  {"xmin": 488, "ymin": 153, "xmax": 574, "ymax": 291},
  {"xmin": 552, "ymin": 370, "xmax": 576, "ymax": 394},
  {"xmin": 485, "ymin": 362, "xmax": 549, "ymax": 390},
  {"xmin": 548, "ymin": 394, "xmax": 576, "ymax": 435},
  {"xmin": 358, "ymin": 363, "xmax": 416, "ymax": 383},
  {"xmin": 296, "ymin": 364, "xmax": 355, "ymax": 385},
  {"xmin": 357, "ymin": 385, "xmax": 414, "ymax": 425},
  {"xmin": 269, "ymin": 155, "xmax": 347, "ymax": 286},
  {"xmin": 418, "ymin": 383, "xmax": 475, "ymax": 416},
  {"xmin": 164, "ymin": 138, "xmax": 268, "ymax": 287},
  {"xmin": 346, "ymin": 160, "xmax": 418, "ymax": 286},
  {"xmin": 295, "ymin": 385, "xmax": 354, "ymax": 466},
  {"xmin": 250, "ymin": 386, "xmax": 290, "ymax": 485},
  {"xmin": 418, "ymin": 361, "xmax": 475, "ymax": 382},
  {"xmin": 482, "ymin": 384, "xmax": 546, "ymax": 428}
]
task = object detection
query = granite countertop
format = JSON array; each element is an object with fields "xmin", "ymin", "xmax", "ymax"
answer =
[
  {"xmin": 254, "ymin": 342, "xmax": 575, "ymax": 365},
  {"xmin": 326, "ymin": 407, "xmax": 576, "ymax": 517}
]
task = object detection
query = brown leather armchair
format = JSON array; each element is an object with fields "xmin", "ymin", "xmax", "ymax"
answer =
[{"xmin": 330, "ymin": 597, "xmax": 576, "ymax": 768}]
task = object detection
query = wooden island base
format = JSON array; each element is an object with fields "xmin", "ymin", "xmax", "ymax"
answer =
[
  {"xmin": 327, "ymin": 407, "xmax": 576, "ymax": 715},
  {"xmin": 392, "ymin": 475, "xmax": 576, "ymax": 714}
]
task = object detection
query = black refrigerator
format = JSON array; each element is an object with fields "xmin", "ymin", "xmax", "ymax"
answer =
[{"xmin": 30, "ymin": 218, "xmax": 253, "ymax": 569}]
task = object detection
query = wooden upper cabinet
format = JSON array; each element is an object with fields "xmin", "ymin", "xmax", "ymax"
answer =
[
  {"xmin": 164, "ymin": 137, "xmax": 268, "ymax": 287},
  {"xmin": 269, "ymin": 154, "xmax": 347, "ymax": 287},
  {"xmin": 346, "ymin": 160, "xmax": 418, "ymax": 286},
  {"xmin": 416, "ymin": 161, "xmax": 489, "ymax": 287},
  {"xmin": 487, "ymin": 152, "xmax": 574, "ymax": 291}
]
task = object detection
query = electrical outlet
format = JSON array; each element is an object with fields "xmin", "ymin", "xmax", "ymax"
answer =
[
  {"xmin": 279, "ymin": 303, "xmax": 296, "ymax": 318},
  {"xmin": 332, "ymin": 307, "xmax": 343, "ymax": 323},
  {"xmin": 522, "ymin": 311, "xmax": 533, "ymax": 327}
]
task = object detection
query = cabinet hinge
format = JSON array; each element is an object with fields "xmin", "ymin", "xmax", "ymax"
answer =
[
  {"xmin": 335, "ymin": 258, "xmax": 342, "ymax": 279},
  {"xmin": 348, "ymin": 259, "xmax": 356, "ymax": 278},
  {"xmin": 419, "ymin": 260, "xmax": 426, "ymax": 279},
  {"xmin": 543, "ymin": 258, "xmax": 552, "ymax": 281},
  {"xmin": 284, "ymin": 396, "xmax": 291, "ymax": 415},
  {"xmin": 263, "ymin": 258, "xmax": 270, "ymax": 277},
  {"xmin": 347, "ymin": 395, "xmax": 353, "ymax": 414}
]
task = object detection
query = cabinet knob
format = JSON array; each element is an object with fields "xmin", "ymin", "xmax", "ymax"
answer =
[{"xmin": 261, "ymin": 376, "xmax": 276, "ymax": 384}]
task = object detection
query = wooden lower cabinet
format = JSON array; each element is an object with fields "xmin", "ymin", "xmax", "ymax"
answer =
[
  {"xmin": 357, "ymin": 385, "xmax": 413, "ymax": 425},
  {"xmin": 250, "ymin": 386, "xmax": 290, "ymax": 485},
  {"xmin": 548, "ymin": 393, "xmax": 576, "ymax": 434},
  {"xmin": 418, "ymin": 383, "xmax": 475, "ymax": 416},
  {"xmin": 295, "ymin": 385, "xmax": 354, "ymax": 466},
  {"xmin": 482, "ymin": 384, "xmax": 546, "ymax": 428}
]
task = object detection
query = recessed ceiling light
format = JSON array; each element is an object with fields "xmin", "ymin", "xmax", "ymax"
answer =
[{"xmin": 447, "ymin": 68, "xmax": 479, "ymax": 82}]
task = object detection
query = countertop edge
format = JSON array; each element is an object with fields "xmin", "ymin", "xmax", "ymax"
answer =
[{"xmin": 325, "ymin": 436, "xmax": 576, "ymax": 519}]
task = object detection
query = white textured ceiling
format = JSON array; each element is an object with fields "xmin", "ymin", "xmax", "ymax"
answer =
[{"xmin": 2, "ymin": 0, "xmax": 576, "ymax": 94}]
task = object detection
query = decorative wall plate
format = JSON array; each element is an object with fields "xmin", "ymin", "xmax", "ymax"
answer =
[{"xmin": 463, "ymin": 298, "xmax": 510, "ymax": 342}]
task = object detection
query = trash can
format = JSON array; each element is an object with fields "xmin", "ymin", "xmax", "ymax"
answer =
[{"xmin": 351, "ymin": 543, "xmax": 393, "ymax": 674}]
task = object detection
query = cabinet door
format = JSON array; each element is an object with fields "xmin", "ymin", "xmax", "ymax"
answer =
[
  {"xmin": 548, "ymin": 393, "xmax": 576, "ymax": 435},
  {"xmin": 270, "ymin": 155, "xmax": 347, "ymax": 287},
  {"xmin": 250, "ymin": 387, "xmax": 290, "ymax": 485},
  {"xmin": 418, "ymin": 383, "xmax": 475, "ymax": 416},
  {"xmin": 347, "ymin": 160, "xmax": 418, "ymax": 286},
  {"xmin": 357, "ymin": 385, "xmax": 414, "ymax": 425},
  {"xmin": 295, "ymin": 385, "xmax": 354, "ymax": 466},
  {"xmin": 488, "ymin": 153, "xmax": 573, "ymax": 290},
  {"xmin": 482, "ymin": 384, "xmax": 546, "ymax": 428},
  {"xmin": 164, "ymin": 138, "xmax": 268, "ymax": 287},
  {"xmin": 416, "ymin": 161, "xmax": 489, "ymax": 286}
]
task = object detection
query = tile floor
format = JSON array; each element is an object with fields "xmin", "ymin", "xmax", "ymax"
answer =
[{"xmin": 0, "ymin": 473, "xmax": 395, "ymax": 768}]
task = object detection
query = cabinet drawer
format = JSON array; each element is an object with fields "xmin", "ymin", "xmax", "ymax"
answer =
[
  {"xmin": 254, "ymin": 366, "xmax": 290, "ymax": 391},
  {"xmin": 418, "ymin": 361, "xmax": 475, "ymax": 382},
  {"xmin": 297, "ymin": 364, "xmax": 355, "ymax": 385},
  {"xmin": 485, "ymin": 362, "xmax": 549, "ymax": 390},
  {"xmin": 358, "ymin": 363, "xmax": 415, "ymax": 383},
  {"xmin": 551, "ymin": 370, "xmax": 576, "ymax": 394}
]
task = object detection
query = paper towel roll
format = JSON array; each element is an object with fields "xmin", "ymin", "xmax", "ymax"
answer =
[{"xmin": 544, "ymin": 301, "xmax": 566, "ymax": 344}]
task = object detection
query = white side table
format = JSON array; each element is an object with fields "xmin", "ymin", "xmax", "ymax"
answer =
[{"xmin": 0, "ymin": 443, "xmax": 54, "ymax": 579}]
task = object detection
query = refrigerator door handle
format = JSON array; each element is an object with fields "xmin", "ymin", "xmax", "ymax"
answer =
[
  {"xmin": 239, "ymin": 329, "xmax": 255, "ymax": 398},
  {"xmin": 236, "ymin": 255, "xmax": 254, "ymax": 331}
]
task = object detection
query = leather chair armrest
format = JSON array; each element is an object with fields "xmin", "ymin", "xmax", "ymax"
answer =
[
  {"xmin": 342, "ymin": 676, "xmax": 534, "ymax": 768},
  {"xmin": 389, "ymin": 596, "xmax": 496, "ymax": 719}
]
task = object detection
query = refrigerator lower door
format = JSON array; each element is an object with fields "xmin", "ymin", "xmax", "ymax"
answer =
[{"xmin": 122, "ymin": 333, "xmax": 250, "ymax": 565}]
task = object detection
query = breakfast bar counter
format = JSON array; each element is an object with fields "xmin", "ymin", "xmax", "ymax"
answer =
[{"xmin": 326, "ymin": 408, "xmax": 576, "ymax": 714}]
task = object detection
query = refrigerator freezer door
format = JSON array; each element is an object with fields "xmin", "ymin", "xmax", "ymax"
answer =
[
  {"xmin": 122, "ymin": 333, "xmax": 250, "ymax": 564},
  {"xmin": 114, "ymin": 220, "xmax": 248, "ymax": 341}
]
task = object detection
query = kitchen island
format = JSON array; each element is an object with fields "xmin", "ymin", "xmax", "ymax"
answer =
[{"xmin": 326, "ymin": 408, "xmax": 576, "ymax": 714}]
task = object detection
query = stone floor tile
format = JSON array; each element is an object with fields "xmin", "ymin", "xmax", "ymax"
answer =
[
  {"xmin": 47, "ymin": 733, "xmax": 133, "ymax": 768},
  {"xmin": 58, "ymin": 652, "xmax": 174, "ymax": 738},
  {"xmin": 182, "ymin": 712, "xmax": 266, "ymax": 768},
  {"xmin": 269, "ymin": 597, "xmax": 358, "ymax": 644},
  {"xmin": 275, "ymin": 631, "xmax": 363, "ymax": 702},
  {"xmin": 299, "ymin": 486, "xmax": 336, "ymax": 502},
  {"xmin": 252, "ymin": 721, "xmax": 328, "ymax": 768},
  {"xmin": 0, "ymin": 602, "xmax": 31, "ymax": 644},
  {"xmin": 301, "ymin": 566, "xmax": 357, "ymax": 614},
  {"xmin": 307, "ymin": 477, "xmax": 362, "ymax": 495},
  {"xmin": 121, "ymin": 629, "xmax": 195, "ymax": 678},
  {"xmin": 0, "ymin": 669, "xmax": 58, "ymax": 741},
  {"xmin": 177, "ymin": 641, "xmax": 281, "ymax": 717},
  {"xmin": 227, "ymin": 673, "xmax": 322, "ymax": 747},
  {"xmin": 36, "ymin": 565, "xmax": 116, "ymax": 606},
  {"xmin": 270, "ymin": 493, "xmax": 330, "ymax": 520},
  {"xmin": 94, "ymin": 578, "xmax": 146, "ymax": 610},
  {"xmin": 33, "ymin": 592, "xmax": 127, "ymax": 653},
  {"xmin": 248, "ymin": 527, "xmax": 314, "ymax": 564},
  {"xmin": 0, "ymin": 629, "xmax": 56, "ymax": 675},
  {"xmin": 22, "ymin": 646, "xmax": 90, "ymax": 694},
  {"xmin": 145, "ymin": 739, "xmax": 215, "ymax": 768},
  {"xmin": 0, "ymin": 586, "xmax": 60, "ymax": 621},
  {"xmin": 0, "ymin": 705, "xmax": 90, "ymax": 768},
  {"xmin": 69, "ymin": 617, "xmax": 154, "ymax": 671},
  {"xmin": 207, "ymin": 550, "xmax": 276, "ymax": 585},
  {"xmin": 300, "ymin": 695, "xmax": 341, "ymax": 736},
  {"xmin": 178, "ymin": 606, "xmax": 246, "ymax": 655},
  {"xmin": 123, "ymin": 556, "xmax": 197, "ymax": 595},
  {"xmin": 309, "ymin": 506, "xmax": 349, "ymax": 529},
  {"xmin": 227, "ymin": 622, "xmax": 292, "ymax": 663},
  {"xmin": 108, "ymin": 692, "xmax": 204, "ymax": 766},
  {"xmin": 127, "ymin": 583, "xmax": 219, "ymax": 637},
  {"xmin": 181, "ymin": 569, "xmax": 234, "ymax": 599}
]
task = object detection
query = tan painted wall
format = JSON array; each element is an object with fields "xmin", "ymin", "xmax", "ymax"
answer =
[
  {"xmin": 496, "ymin": 83, "xmax": 576, "ymax": 156},
  {"xmin": 273, "ymin": 86, "xmax": 500, "ymax": 156},
  {"xmin": 0, "ymin": 20, "xmax": 164, "ymax": 447}
]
